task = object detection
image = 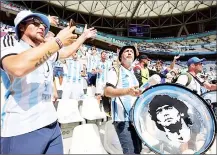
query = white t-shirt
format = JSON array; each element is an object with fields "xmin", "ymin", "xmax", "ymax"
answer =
[
  {"xmin": 176, "ymin": 74, "xmax": 205, "ymax": 95},
  {"xmin": 1, "ymin": 40, "xmax": 58, "ymax": 137},
  {"xmin": 106, "ymin": 66, "xmax": 139, "ymax": 121}
]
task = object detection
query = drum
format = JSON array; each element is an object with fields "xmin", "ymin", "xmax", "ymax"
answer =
[
  {"xmin": 201, "ymin": 91, "xmax": 217, "ymax": 106},
  {"xmin": 201, "ymin": 91, "xmax": 217, "ymax": 122},
  {"xmin": 131, "ymin": 83, "xmax": 216, "ymax": 154}
]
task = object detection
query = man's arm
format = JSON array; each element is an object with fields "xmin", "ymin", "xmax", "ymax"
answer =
[
  {"xmin": 1, "ymin": 26, "xmax": 76, "ymax": 77},
  {"xmin": 203, "ymin": 82, "xmax": 217, "ymax": 90},
  {"xmin": 169, "ymin": 55, "xmax": 180, "ymax": 71},
  {"xmin": 105, "ymin": 85, "xmax": 141, "ymax": 98},
  {"xmin": 149, "ymin": 69, "xmax": 166, "ymax": 78},
  {"xmin": 104, "ymin": 86, "xmax": 129, "ymax": 97},
  {"xmin": 134, "ymin": 43, "xmax": 139, "ymax": 57},
  {"xmin": 58, "ymin": 25, "xmax": 97, "ymax": 59},
  {"xmin": 2, "ymin": 40, "xmax": 60, "ymax": 77}
]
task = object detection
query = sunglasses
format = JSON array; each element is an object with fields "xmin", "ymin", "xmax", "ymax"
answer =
[
  {"xmin": 195, "ymin": 62, "xmax": 202, "ymax": 66},
  {"xmin": 22, "ymin": 17, "xmax": 47, "ymax": 29}
]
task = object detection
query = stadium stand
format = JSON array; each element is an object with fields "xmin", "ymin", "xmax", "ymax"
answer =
[{"xmin": 1, "ymin": 1, "xmax": 216, "ymax": 154}]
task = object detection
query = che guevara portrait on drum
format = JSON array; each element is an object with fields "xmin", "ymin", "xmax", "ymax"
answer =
[{"xmin": 148, "ymin": 95, "xmax": 205, "ymax": 154}]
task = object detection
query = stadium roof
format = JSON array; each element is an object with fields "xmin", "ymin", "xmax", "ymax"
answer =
[{"xmin": 50, "ymin": 0, "xmax": 216, "ymax": 18}]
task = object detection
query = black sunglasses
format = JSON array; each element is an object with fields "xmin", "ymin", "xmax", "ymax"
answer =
[{"xmin": 22, "ymin": 17, "xmax": 47, "ymax": 29}]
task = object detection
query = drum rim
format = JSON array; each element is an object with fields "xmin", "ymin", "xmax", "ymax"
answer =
[
  {"xmin": 201, "ymin": 90, "xmax": 217, "ymax": 97},
  {"xmin": 201, "ymin": 89, "xmax": 217, "ymax": 106},
  {"xmin": 131, "ymin": 83, "xmax": 216, "ymax": 154}
]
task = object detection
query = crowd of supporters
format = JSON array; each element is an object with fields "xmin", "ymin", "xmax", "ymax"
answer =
[{"xmin": 0, "ymin": 7, "xmax": 216, "ymax": 154}]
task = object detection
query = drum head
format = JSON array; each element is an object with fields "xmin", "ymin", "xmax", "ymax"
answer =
[{"xmin": 131, "ymin": 84, "xmax": 216, "ymax": 154}]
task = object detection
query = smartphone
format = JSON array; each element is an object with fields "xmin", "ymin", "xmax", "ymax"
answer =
[{"xmin": 69, "ymin": 19, "xmax": 76, "ymax": 28}]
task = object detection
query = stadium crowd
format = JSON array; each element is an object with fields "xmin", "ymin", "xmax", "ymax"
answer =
[{"xmin": 1, "ymin": 8, "xmax": 217, "ymax": 154}]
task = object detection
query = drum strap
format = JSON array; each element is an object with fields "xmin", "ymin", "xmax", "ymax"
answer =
[
  {"xmin": 117, "ymin": 96, "xmax": 130, "ymax": 119},
  {"xmin": 191, "ymin": 74, "xmax": 205, "ymax": 86},
  {"xmin": 113, "ymin": 65, "xmax": 131, "ymax": 119},
  {"xmin": 188, "ymin": 72, "xmax": 207, "ymax": 94}
]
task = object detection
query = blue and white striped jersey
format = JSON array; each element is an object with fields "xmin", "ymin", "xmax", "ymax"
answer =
[
  {"xmin": 96, "ymin": 60, "xmax": 111, "ymax": 84},
  {"xmin": 0, "ymin": 40, "xmax": 58, "ymax": 137},
  {"xmin": 65, "ymin": 58, "xmax": 82, "ymax": 83},
  {"xmin": 87, "ymin": 54, "xmax": 99, "ymax": 73},
  {"xmin": 106, "ymin": 66, "xmax": 139, "ymax": 122}
]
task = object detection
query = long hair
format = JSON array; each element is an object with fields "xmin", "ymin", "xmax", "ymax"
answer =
[{"xmin": 148, "ymin": 95, "xmax": 193, "ymax": 131}]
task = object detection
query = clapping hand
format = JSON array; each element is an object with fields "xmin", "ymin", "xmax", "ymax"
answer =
[
  {"xmin": 127, "ymin": 86, "xmax": 142, "ymax": 97},
  {"xmin": 82, "ymin": 24, "xmax": 97, "ymax": 39}
]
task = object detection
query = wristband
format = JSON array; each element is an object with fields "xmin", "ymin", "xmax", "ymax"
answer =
[{"xmin": 55, "ymin": 38, "xmax": 63, "ymax": 49}]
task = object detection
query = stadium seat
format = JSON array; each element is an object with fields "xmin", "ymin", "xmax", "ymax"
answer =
[
  {"xmin": 80, "ymin": 97, "xmax": 106, "ymax": 121},
  {"xmin": 103, "ymin": 120, "xmax": 123, "ymax": 154},
  {"xmin": 69, "ymin": 124, "xmax": 108, "ymax": 154},
  {"xmin": 104, "ymin": 119, "xmax": 159, "ymax": 154},
  {"xmin": 86, "ymin": 86, "xmax": 96, "ymax": 97},
  {"xmin": 57, "ymin": 99, "xmax": 85, "ymax": 124},
  {"xmin": 82, "ymin": 77, "xmax": 88, "ymax": 90}
]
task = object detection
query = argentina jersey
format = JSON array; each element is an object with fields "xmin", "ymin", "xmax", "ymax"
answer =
[
  {"xmin": 0, "ymin": 39, "xmax": 58, "ymax": 137},
  {"xmin": 87, "ymin": 55, "xmax": 99, "ymax": 72},
  {"xmin": 96, "ymin": 60, "xmax": 111, "ymax": 84},
  {"xmin": 107, "ymin": 66, "xmax": 139, "ymax": 122},
  {"xmin": 1, "ymin": 33, "xmax": 19, "ymax": 52},
  {"xmin": 66, "ymin": 58, "xmax": 82, "ymax": 83}
]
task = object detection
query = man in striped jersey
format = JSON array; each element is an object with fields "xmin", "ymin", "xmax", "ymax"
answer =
[
  {"xmin": 62, "ymin": 52, "xmax": 84, "ymax": 100},
  {"xmin": 104, "ymin": 45, "xmax": 142, "ymax": 154},
  {"xmin": 86, "ymin": 46, "xmax": 99, "ymax": 86},
  {"xmin": 95, "ymin": 51, "xmax": 111, "ymax": 105},
  {"xmin": 0, "ymin": 10, "xmax": 96, "ymax": 154}
]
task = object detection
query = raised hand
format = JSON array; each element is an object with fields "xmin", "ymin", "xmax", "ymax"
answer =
[
  {"xmin": 82, "ymin": 24, "xmax": 97, "ymax": 39},
  {"xmin": 56, "ymin": 26, "xmax": 77, "ymax": 46},
  {"xmin": 48, "ymin": 15, "xmax": 59, "ymax": 27},
  {"xmin": 174, "ymin": 55, "xmax": 181, "ymax": 60}
]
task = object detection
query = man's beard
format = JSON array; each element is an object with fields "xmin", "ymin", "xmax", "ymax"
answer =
[
  {"xmin": 165, "ymin": 119, "xmax": 182, "ymax": 134},
  {"xmin": 156, "ymin": 68, "xmax": 161, "ymax": 73},
  {"xmin": 32, "ymin": 35, "xmax": 44, "ymax": 44},
  {"xmin": 197, "ymin": 69, "xmax": 202, "ymax": 73},
  {"xmin": 125, "ymin": 59, "xmax": 133, "ymax": 66}
]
